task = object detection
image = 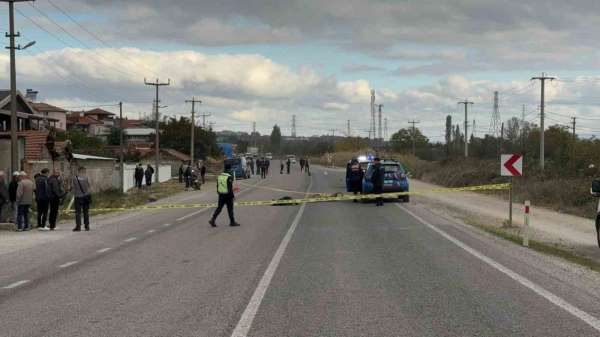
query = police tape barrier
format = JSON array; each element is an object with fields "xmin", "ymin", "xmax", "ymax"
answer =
[{"xmin": 61, "ymin": 183, "xmax": 510, "ymax": 213}]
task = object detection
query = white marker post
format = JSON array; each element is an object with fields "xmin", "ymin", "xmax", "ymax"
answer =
[
  {"xmin": 523, "ymin": 200, "xmax": 531, "ymax": 247},
  {"xmin": 501, "ymin": 154, "xmax": 523, "ymax": 227}
]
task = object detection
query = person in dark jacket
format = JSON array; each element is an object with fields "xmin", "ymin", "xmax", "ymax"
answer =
[
  {"xmin": 178, "ymin": 161, "xmax": 184, "ymax": 183},
  {"xmin": 200, "ymin": 164, "xmax": 206, "ymax": 184},
  {"xmin": 209, "ymin": 164, "xmax": 240, "ymax": 227},
  {"xmin": 184, "ymin": 164, "xmax": 192, "ymax": 189},
  {"xmin": 35, "ymin": 168, "xmax": 50, "ymax": 230},
  {"xmin": 371, "ymin": 157, "xmax": 385, "ymax": 206},
  {"xmin": 134, "ymin": 164, "xmax": 144, "ymax": 189},
  {"xmin": 9, "ymin": 171, "xmax": 19, "ymax": 223},
  {"xmin": 47, "ymin": 169, "xmax": 66, "ymax": 230},
  {"xmin": 347, "ymin": 160, "xmax": 364, "ymax": 202},
  {"xmin": 0, "ymin": 171, "xmax": 9, "ymax": 222},
  {"xmin": 145, "ymin": 164, "xmax": 154, "ymax": 187},
  {"xmin": 305, "ymin": 159, "xmax": 311, "ymax": 175},
  {"xmin": 286, "ymin": 158, "xmax": 291, "ymax": 174}
]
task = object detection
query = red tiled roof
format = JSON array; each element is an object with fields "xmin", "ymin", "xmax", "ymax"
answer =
[
  {"xmin": 85, "ymin": 108, "xmax": 114, "ymax": 116},
  {"xmin": 67, "ymin": 115, "xmax": 103, "ymax": 125},
  {"xmin": 30, "ymin": 102, "xmax": 67, "ymax": 114},
  {"xmin": 116, "ymin": 119, "xmax": 145, "ymax": 128}
]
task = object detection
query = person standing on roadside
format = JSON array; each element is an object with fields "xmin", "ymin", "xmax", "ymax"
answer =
[
  {"xmin": 372, "ymin": 157, "xmax": 385, "ymax": 206},
  {"xmin": 347, "ymin": 159, "xmax": 364, "ymax": 202},
  {"xmin": 184, "ymin": 163, "xmax": 192, "ymax": 189},
  {"xmin": 249, "ymin": 158, "xmax": 255, "ymax": 176},
  {"xmin": 145, "ymin": 164, "xmax": 154, "ymax": 187},
  {"xmin": 209, "ymin": 163, "xmax": 240, "ymax": 227},
  {"xmin": 280, "ymin": 160, "xmax": 284, "ymax": 174},
  {"xmin": 72, "ymin": 167, "xmax": 92, "ymax": 231},
  {"xmin": 0, "ymin": 171, "xmax": 9, "ymax": 222},
  {"xmin": 9, "ymin": 171, "xmax": 19, "ymax": 223},
  {"xmin": 16, "ymin": 172, "xmax": 34, "ymax": 232},
  {"xmin": 134, "ymin": 164, "xmax": 144, "ymax": 189},
  {"xmin": 47, "ymin": 169, "xmax": 66, "ymax": 231},
  {"xmin": 286, "ymin": 158, "xmax": 291, "ymax": 174},
  {"xmin": 178, "ymin": 161, "xmax": 184, "ymax": 183},
  {"xmin": 200, "ymin": 164, "xmax": 206, "ymax": 184},
  {"xmin": 300, "ymin": 158, "xmax": 305, "ymax": 172},
  {"xmin": 305, "ymin": 159, "xmax": 311, "ymax": 176},
  {"xmin": 35, "ymin": 168, "xmax": 50, "ymax": 230}
]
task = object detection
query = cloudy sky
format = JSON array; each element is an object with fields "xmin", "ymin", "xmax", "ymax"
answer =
[{"xmin": 2, "ymin": 0, "xmax": 600, "ymax": 139}]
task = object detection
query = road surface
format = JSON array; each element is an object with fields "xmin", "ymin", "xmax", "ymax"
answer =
[{"xmin": 2, "ymin": 165, "xmax": 600, "ymax": 337}]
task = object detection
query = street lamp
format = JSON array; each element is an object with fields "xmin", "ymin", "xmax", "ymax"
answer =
[{"xmin": 20, "ymin": 40, "xmax": 35, "ymax": 49}]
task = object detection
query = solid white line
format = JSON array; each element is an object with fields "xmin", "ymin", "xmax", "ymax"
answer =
[
  {"xmin": 147, "ymin": 229, "xmax": 156, "ymax": 234},
  {"xmin": 3, "ymin": 280, "xmax": 30, "ymax": 289},
  {"xmin": 395, "ymin": 203, "xmax": 600, "ymax": 333},
  {"xmin": 124, "ymin": 237, "xmax": 137, "ymax": 242},
  {"xmin": 59, "ymin": 261, "xmax": 79, "ymax": 268},
  {"xmin": 97, "ymin": 248, "xmax": 112, "ymax": 253},
  {"xmin": 230, "ymin": 178, "xmax": 313, "ymax": 337}
]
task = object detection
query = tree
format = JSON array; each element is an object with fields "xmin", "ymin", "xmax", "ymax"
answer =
[
  {"xmin": 270, "ymin": 125, "xmax": 282, "ymax": 154},
  {"xmin": 390, "ymin": 128, "xmax": 428, "ymax": 153},
  {"xmin": 107, "ymin": 127, "xmax": 121, "ymax": 146},
  {"xmin": 160, "ymin": 116, "xmax": 220, "ymax": 159}
]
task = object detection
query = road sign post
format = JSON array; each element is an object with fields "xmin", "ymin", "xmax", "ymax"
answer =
[
  {"xmin": 501, "ymin": 154, "xmax": 523, "ymax": 227},
  {"xmin": 523, "ymin": 200, "xmax": 531, "ymax": 247}
]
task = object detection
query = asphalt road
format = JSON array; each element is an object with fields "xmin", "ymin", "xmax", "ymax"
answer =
[{"xmin": 2, "ymin": 165, "xmax": 600, "ymax": 337}]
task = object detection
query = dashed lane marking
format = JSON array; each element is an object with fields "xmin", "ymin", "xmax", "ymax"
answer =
[
  {"xmin": 395, "ymin": 203, "xmax": 600, "ymax": 334},
  {"xmin": 124, "ymin": 237, "xmax": 137, "ymax": 242},
  {"xmin": 147, "ymin": 229, "xmax": 156, "ymax": 234},
  {"xmin": 3, "ymin": 280, "xmax": 30, "ymax": 289},
  {"xmin": 176, "ymin": 208, "xmax": 209, "ymax": 221},
  {"xmin": 163, "ymin": 223, "xmax": 172, "ymax": 227},
  {"xmin": 59, "ymin": 261, "xmax": 79, "ymax": 268},
  {"xmin": 97, "ymin": 248, "xmax": 112, "ymax": 253}
]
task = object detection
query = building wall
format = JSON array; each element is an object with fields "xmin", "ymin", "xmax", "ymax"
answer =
[
  {"xmin": 29, "ymin": 158, "xmax": 119, "ymax": 193},
  {"xmin": 49, "ymin": 112, "xmax": 66, "ymax": 131},
  {"xmin": 120, "ymin": 164, "xmax": 171, "ymax": 192}
]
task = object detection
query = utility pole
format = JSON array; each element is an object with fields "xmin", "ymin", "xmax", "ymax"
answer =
[
  {"xmin": 458, "ymin": 99, "xmax": 474, "ymax": 157},
  {"xmin": 2, "ymin": 0, "xmax": 35, "ymax": 173},
  {"xmin": 531, "ymin": 73, "xmax": 555, "ymax": 170},
  {"xmin": 329, "ymin": 129, "xmax": 336, "ymax": 137},
  {"xmin": 384, "ymin": 118, "xmax": 388, "ymax": 141},
  {"xmin": 572, "ymin": 117, "xmax": 576, "ymax": 141},
  {"xmin": 500, "ymin": 122, "xmax": 504, "ymax": 154},
  {"xmin": 370, "ymin": 89, "xmax": 376, "ymax": 140},
  {"xmin": 252, "ymin": 121, "xmax": 257, "ymax": 146},
  {"xmin": 408, "ymin": 120, "xmax": 420, "ymax": 155},
  {"xmin": 377, "ymin": 104, "xmax": 383, "ymax": 140},
  {"xmin": 291, "ymin": 115, "xmax": 297, "ymax": 138},
  {"xmin": 185, "ymin": 97, "xmax": 202, "ymax": 167},
  {"xmin": 347, "ymin": 119, "xmax": 351, "ymax": 137},
  {"xmin": 198, "ymin": 112, "xmax": 211, "ymax": 129},
  {"xmin": 119, "ymin": 102, "xmax": 124, "ymax": 192},
  {"xmin": 144, "ymin": 78, "xmax": 170, "ymax": 183}
]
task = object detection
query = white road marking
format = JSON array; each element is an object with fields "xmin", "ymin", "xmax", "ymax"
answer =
[
  {"xmin": 97, "ymin": 248, "xmax": 112, "ymax": 253},
  {"xmin": 163, "ymin": 223, "xmax": 172, "ymax": 227},
  {"xmin": 147, "ymin": 229, "xmax": 156, "ymax": 234},
  {"xmin": 3, "ymin": 280, "xmax": 30, "ymax": 289},
  {"xmin": 124, "ymin": 237, "xmax": 137, "ymax": 242},
  {"xmin": 230, "ymin": 178, "xmax": 313, "ymax": 337},
  {"xmin": 323, "ymin": 171, "xmax": 328, "ymax": 176},
  {"xmin": 176, "ymin": 208, "xmax": 209, "ymax": 221},
  {"xmin": 395, "ymin": 203, "xmax": 600, "ymax": 333},
  {"xmin": 59, "ymin": 261, "xmax": 79, "ymax": 268}
]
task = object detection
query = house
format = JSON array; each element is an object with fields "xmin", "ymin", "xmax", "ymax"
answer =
[
  {"xmin": 116, "ymin": 118, "xmax": 145, "ymax": 129},
  {"xmin": 124, "ymin": 128, "xmax": 155, "ymax": 145},
  {"xmin": 85, "ymin": 108, "xmax": 114, "ymax": 138},
  {"xmin": 66, "ymin": 111, "xmax": 104, "ymax": 134},
  {"xmin": 30, "ymin": 102, "xmax": 68, "ymax": 131},
  {"xmin": 140, "ymin": 148, "xmax": 189, "ymax": 177},
  {"xmin": 0, "ymin": 90, "xmax": 60, "ymax": 172}
]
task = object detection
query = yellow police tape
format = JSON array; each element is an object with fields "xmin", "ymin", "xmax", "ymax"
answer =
[{"xmin": 64, "ymin": 183, "xmax": 510, "ymax": 213}]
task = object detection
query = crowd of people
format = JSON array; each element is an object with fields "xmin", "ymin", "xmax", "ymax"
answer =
[
  {"xmin": 0, "ymin": 167, "xmax": 92, "ymax": 232},
  {"xmin": 134, "ymin": 164, "xmax": 155, "ymax": 189},
  {"xmin": 178, "ymin": 161, "xmax": 207, "ymax": 190}
]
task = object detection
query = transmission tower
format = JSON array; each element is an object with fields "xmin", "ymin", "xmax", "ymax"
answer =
[
  {"xmin": 384, "ymin": 118, "xmax": 388, "ymax": 140},
  {"xmin": 489, "ymin": 91, "xmax": 501, "ymax": 138},
  {"xmin": 291, "ymin": 114, "xmax": 297, "ymax": 138}
]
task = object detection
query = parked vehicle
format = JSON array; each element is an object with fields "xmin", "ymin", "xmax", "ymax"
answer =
[
  {"xmin": 265, "ymin": 153, "xmax": 273, "ymax": 160},
  {"xmin": 224, "ymin": 157, "xmax": 251, "ymax": 179},
  {"xmin": 362, "ymin": 159, "xmax": 410, "ymax": 202},
  {"xmin": 286, "ymin": 154, "xmax": 297, "ymax": 164}
]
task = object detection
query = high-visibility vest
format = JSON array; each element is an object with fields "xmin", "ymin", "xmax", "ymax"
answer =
[{"xmin": 217, "ymin": 173, "xmax": 231, "ymax": 194}]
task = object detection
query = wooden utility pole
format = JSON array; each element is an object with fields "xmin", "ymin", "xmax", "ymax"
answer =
[
  {"xmin": 185, "ymin": 97, "xmax": 202, "ymax": 167},
  {"xmin": 144, "ymin": 78, "xmax": 170, "ymax": 183},
  {"xmin": 531, "ymin": 73, "xmax": 555, "ymax": 170},
  {"xmin": 571, "ymin": 117, "xmax": 576, "ymax": 141},
  {"xmin": 119, "ymin": 102, "xmax": 124, "ymax": 192},
  {"xmin": 2, "ymin": 0, "xmax": 35, "ymax": 172}
]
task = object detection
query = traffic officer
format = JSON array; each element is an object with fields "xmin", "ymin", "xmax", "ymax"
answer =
[
  {"xmin": 372, "ymin": 157, "xmax": 385, "ymax": 206},
  {"xmin": 209, "ymin": 164, "xmax": 240, "ymax": 227}
]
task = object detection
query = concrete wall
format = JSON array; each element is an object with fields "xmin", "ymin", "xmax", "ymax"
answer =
[
  {"xmin": 121, "ymin": 164, "xmax": 171, "ymax": 192},
  {"xmin": 29, "ymin": 159, "xmax": 119, "ymax": 193}
]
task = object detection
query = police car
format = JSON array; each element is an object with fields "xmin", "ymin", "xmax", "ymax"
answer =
[{"xmin": 362, "ymin": 159, "xmax": 410, "ymax": 202}]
